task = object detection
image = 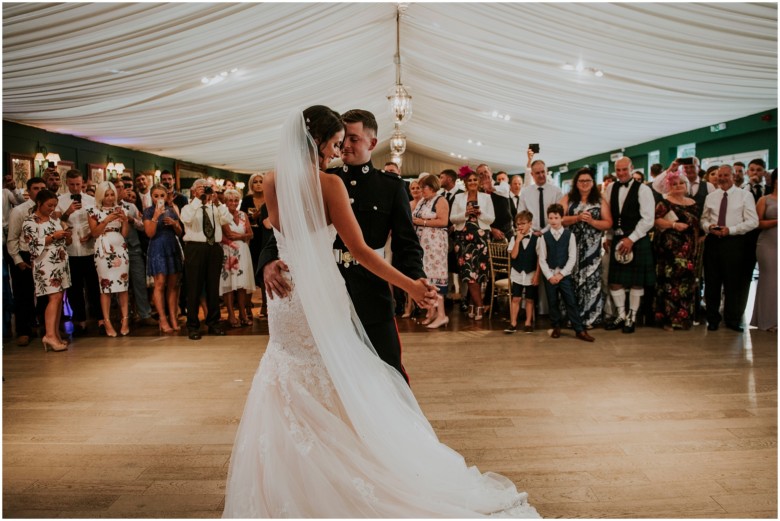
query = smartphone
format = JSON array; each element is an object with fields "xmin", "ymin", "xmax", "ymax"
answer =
[
  {"xmin": 157, "ymin": 199, "xmax": 165, "ymax": 209},
  {"xmin": 70, "ymin": 194, "xmax": 82, "ymax": 203},
  {"xmin": 529, "ymin": 143, "xmax": 540, "ymax": 154}
]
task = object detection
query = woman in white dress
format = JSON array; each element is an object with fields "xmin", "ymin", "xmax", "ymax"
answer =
[
  {"xmin": 222, "ymin": 106, "xmax": 538, "ymax": 518},
  {"xmin": 220, "ymin": 189, "xmax": 255, "ymax": 327}
]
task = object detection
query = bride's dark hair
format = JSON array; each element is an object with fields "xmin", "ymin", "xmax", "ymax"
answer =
[{"xmin": 303, "ymin": 105, "xmax": 344, "ymax": 154}]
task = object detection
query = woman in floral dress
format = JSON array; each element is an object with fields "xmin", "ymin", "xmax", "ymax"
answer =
[
  {"xmin": 450, "ymin": 168, "xmax": 495, "ymax": 320},
  {"xmin": 411, "ymin": 174, "xmax": 450, "ymax": 328},
  {"xmin": 220, "ymin": 189, "xmax": 255, "ymax": 327},
  {"xmin": 653, "ymin": 171, "xmax": 700, "ymax": 330},
  {"xmin": 144, "ymin": 184, "xmax": 184, "ymax": 334},
  {"xmin": 559, "ymin": 167, "xmax": 613, "ymax": 328},
  {"xmin": 22, "ymin": 189, "xmax": 72, "ymax": 351},
  {"xmin": 87, "ymin": 181, "xmax": 130, "ymax": 337}
]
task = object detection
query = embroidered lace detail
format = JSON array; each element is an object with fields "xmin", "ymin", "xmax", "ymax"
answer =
[{"xmin": 353, "ymin": 477, "xmax": 379, "ymax": 504}]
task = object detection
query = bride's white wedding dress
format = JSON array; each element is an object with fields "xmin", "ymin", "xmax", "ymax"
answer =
[{"xmin": 222, "ymin": 110, "xmax": 538, "ymax": 518}]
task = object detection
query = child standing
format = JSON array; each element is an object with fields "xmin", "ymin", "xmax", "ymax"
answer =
[
  {"xmin": 504, "ymin": 211, "xmax": 540, "ymax": 334},
  {"xmin": 538, "ymin": 204, "xmax": 595, "ymax": 342}
]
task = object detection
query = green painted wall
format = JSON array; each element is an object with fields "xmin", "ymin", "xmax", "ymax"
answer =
[
  {"xmin": 550, "ymin": 108, "xmax": 778, "ymax": 180},
  {"xmin": 3, "ymin": 120, "xmax": 247, "ymax": 189}
]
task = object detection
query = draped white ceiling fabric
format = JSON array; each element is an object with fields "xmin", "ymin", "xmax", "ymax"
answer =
[{"xmin": 3, "ymin": 2, "xmax": 777, "ymax": 173}]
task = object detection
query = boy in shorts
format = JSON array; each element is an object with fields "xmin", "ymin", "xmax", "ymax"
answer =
[{"xmin": 505, "ymin": 211, "xmax": 540, "ymax": 333}]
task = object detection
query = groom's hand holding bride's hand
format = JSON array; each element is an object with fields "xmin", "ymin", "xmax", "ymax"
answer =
[
  {"xmin": 264, "ymin": 260, "xmax": 291, "ymax": 299},
  {"xmin": 410, "ymin": 278, "xmax": 438, "ymax": 309}
]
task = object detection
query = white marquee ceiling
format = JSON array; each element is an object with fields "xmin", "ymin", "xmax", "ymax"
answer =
[{"xmin": 3, "ymin": 2, "xmax": 777, "ymax": 173}]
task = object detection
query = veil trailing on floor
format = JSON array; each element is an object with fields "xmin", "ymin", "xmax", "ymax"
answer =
[{"xmin": 270, "ymin": 108, "xmax": 537, "ymax": 517}]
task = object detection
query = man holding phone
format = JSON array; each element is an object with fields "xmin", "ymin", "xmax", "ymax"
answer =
[
  {"xmin": 517, "ymin": 146, "xmax": 562, "ymax": 234},
  {"xmin": 55, "ymin": 169, "xmax": 99, "ymax": 334}
]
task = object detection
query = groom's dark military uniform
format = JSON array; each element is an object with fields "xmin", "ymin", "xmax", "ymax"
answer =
[{"xmin": 258, "ymin": 161, "xmax": 425, "ymax": 383}]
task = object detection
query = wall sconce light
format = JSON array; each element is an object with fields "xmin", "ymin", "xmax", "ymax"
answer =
[
  {"xmin": 34, "ymin": 145, "xmax": 61, "ymax": 174},
  {"xmin": 106, "ymin": 157, "xmax": 125, "ymax": 176},
  {"xmin": 235, "ymin": 181, "xmax": 245, "ymax": 191},
  {"xmin": 215, "ymin": 179, "xmax": 225, "ymax": 187}
]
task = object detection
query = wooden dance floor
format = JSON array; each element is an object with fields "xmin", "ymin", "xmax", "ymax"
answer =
[{"xmin": 3, "ymin": 317, "xmax": 777, "ymax": 518}]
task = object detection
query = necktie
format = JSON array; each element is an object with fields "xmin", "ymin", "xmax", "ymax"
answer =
[
  {"xmin": 538, "ymin": 187, "xmax": 545, "ymax": 229},
  {"xmin": 754, "ymin": 184, "xmax": 763, "ymax": 199},
  {"xmin": 717, "ymin": 192, "xmax": 728, "ymax": 227},
  {"xmin": 202, "ymin": 205, "xmax": 215, "ymax": 245},
  {"xmin": 618, "ymin": 180, "xmax": 631, "ymax": 188}
]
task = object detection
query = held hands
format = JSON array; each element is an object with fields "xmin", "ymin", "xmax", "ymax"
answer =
[
  {"xmin": 578, "ymin": 211, "xmax": 593, "ymax": 224},
  {"xmin": 263, "ymin": 259, "xmax": 291, "ymax": 299},
  {"xmin": 549, "ymin": 273, "xmax": 563, "ymax": 285},
  {"xmin": 709, "ymin": 225, "xmax": 729, "ymax": 237},
  {"xmin": 409, "ymin": 278, "xmax": 437, "ymax": 309},
  {"xmin": 672, "ymin": 222, "xmax": 689, "ymax": 232}
]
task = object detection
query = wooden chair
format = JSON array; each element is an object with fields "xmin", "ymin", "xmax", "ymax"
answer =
[{"xmin": 487, "ymin": 240, "xmax": 511, "ymax": 319}]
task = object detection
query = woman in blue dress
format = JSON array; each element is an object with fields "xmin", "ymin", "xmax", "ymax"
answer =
[{"xmin": 144, "ymin": 184, "xmax": 183, "ymax": 333}]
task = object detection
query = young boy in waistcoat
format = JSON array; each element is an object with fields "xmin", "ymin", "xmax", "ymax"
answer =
[
  {"xmin": 504, "ymin": 211, "xmax": 540, "ymax": 334},
  {"xmin": 539, "ymin": 204, "xmax": 595, "ymax": 342}
]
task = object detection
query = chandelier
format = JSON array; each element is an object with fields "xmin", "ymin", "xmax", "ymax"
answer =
[
  {"xmin": 388, "ymin": 5, "xmax": 412, "ymax": 124},
  {"xmin": 389, "ymin": 124, "xmax": 407, "ymax": 155}
]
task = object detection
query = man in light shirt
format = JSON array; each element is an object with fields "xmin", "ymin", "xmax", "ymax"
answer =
[
  {"xmin": 135, "ymin": 172, "xmax": 153, "ymax": 211},
  {"xmin": 56, "ymin": 169, "xmax": 99, "ymax": 334},
  {"xmin": 517, "ymin": 158, "xmax": 562, "ymax": 234},
  {"xmin": 700, "ymin": 165, "xmax": 758, "ymax": 332},
  {"xmin": 508, "ymin": 175, "xmax": 522, "ymax": 219},
  {"xmin": 180, "ymin": 178, "xmax": 231, "ymax": 340}
]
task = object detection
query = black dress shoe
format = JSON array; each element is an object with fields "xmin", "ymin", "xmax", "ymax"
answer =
[
  {"xmin": 551, "ymin": 327, "xmax": 561, "ymax": 339},
  {"xmin": 707, "ymin": 323, "xmax": 719, "ymax": 331},
  {"xmin": 726, "ymin": 323, "xmax": 744, "ymax": 332},
  {"xmin": 188, "ymin": 330, "xmax": 202, "ymax": 340},
  {"xmin": 604, "ymin": 317, "xmax": 625, "ymax": 331},
  {"xmin": 207, "ymin": 326, "xmax": 226, "ymax": 336}
]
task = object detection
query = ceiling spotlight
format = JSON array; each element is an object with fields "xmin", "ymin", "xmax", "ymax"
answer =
[
  {"xmin": 467, "ymin": 139, "xmax": 473, "ymax": 144},
  {"xmin": 594, "ymin": 69, "xmax": 604, "ymax": 77},
  {"xmin": 220, "ymin": 71, "xmax": 228, "ymax": 77},
  {"xmin": 450, "ymin": 152, "xmax": 455, "ymax": 156},
  {"xmin": 562, "ymin": 63, "xmax": 574, "ymax": 71},
  {"xmin": 504, "ymin": 115, "xmax": 510, "ymax": 121},
  {"xmin": 476, "ymin": 141, "xmax": 482, "ymax": 146},
  {"xmin": 492, "ymin": 110, "xmax": 499, "ymax": 118},
  {"xmin": 230, "ymin": 68, "xmax": 238, "ymax": 73},
  {"xmin": 575, "ymin": 61, "xmax": 584, "ymax": 72},
  {"xmin": 201, "ymin": 77, "xmax": 209, "ymax": 84}
]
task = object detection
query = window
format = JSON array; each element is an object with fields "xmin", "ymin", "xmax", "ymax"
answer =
[
  {"xmin": 596, "ymin": 161, "xmax": 608, "ymax": 184},
  {"xmin": 648, "ymin": 150, "xmax": 660, "ymax": 167},
  {"xmin": 677, "ymin": 143, "xmax": 696, "ymax": 158}
]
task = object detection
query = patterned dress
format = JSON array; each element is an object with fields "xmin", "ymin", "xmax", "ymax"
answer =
[
  {"xmin": 88, "ymin": 207, "xmax": 130, "ymax": 294},
  {"xmin": 413, "ymin": 196, "xmax": 448, "ymax": 289},
  {"xmin": 653, "ymin": 200, "xmax": 699, "ymax": 329},
  {"xmin": 565, "ymin": 200, "xmax": 605, "ymax": 327},
  {"xmin": 220, "ymin": 211, "xmax": 256, "ymax": 294},
  {"xmin": 454, "ymin": 204, "xmax": 490, "ymax": 285},
  {"xmin": 143, "ymin": 205, "xmax": 183, "ymax": 276},
  {"xmin": 22, "ymin": 215, "xmax": 71, "ymax": 297}
]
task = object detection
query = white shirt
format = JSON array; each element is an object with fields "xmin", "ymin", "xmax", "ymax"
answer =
[
  {"xmin": 2, "ymin": 188, "xmax": 25, "ymax": 232},
  {"xmin": 56, "ymin": 192, "xmax": 96, "ymax": 256},
  {"xmin": 604, "ymin": 179, "xmax": 655, "ymax": 243},
  {"xmin": 508, "ymin": 234, "xmax": 536, "ymax": 285},
  {"xmin": 700, "ymin": 185, "xmax": 758, "ymax": 236},
  {"xmin": 180, "ymin": 198, "xmax": 231, "ymax": 243},
  {"xmin": 6, "ymin": 199, "xmax": 35, "ymax": 263},
  {"xmin": 137, "ymin": 190, "xmax": 153, "ymax": 211},
  {"xmin": 509, "ymin": 191, "xmax": 521, "ymax": 211},
  {"xmin": 537, "ymin": 227, "xmax": 577, "ymax": 280},
  {"xmin": 517, "ymin": 182, "xmax": 562, "ymax": 233}
]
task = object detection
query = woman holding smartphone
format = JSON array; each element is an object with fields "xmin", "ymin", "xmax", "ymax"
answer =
[
  {"xmin": 144, "ymin": 184, "xmax": 184, "ymax": 334},
  {"xmin": 87, "ymin": 181, "xmax": 131, "ymax": 337}
]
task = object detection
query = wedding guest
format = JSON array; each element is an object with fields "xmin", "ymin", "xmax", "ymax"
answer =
[
  {"xmin": 559, "ymin": 167, "xmax": 613, "ymax": 328},
  {"xmin": 750, "ymin": 169, "xmax": 777, "ymax": 331},
  {"xmin": 134, "ymin": 172, "xmax": 153, "ymax": 211},
  {"xmin": 409, "ymin": 179, "xmax": 422, "ymax": 212},
  {"xmin": 504, "ymin": 211, "xmax": 539, "ymax": 334},
  {"xmin": 87, "ymin": 181, "xmax": 131, "ymax": 337},
  {"xmin": 518, "ymin": 156, "xmax": 562, "ymax": 234},
  {"xmin": 411, "ymin": 174, "xmax": 450, "ymax": 328},
  {"xmin": 241, "ymin": 173, "xmax": 270, "ymax": 318},
  {"xmin": 220, "ymin": 189, "xmax": 256, "ymax": 327},
  {"xmin": 653, "ymin": 171, "xmax": 700, "ymax": 330},
  {"xmin": 538, "ymin": 204, "xmax": 595, "ymax": 342},
  {"xmin": 180, "ymin": 178, "xmax": 231, "ymax": 339},
  {"xmin": 85, "ymin": 182, "xmax": 96, "ymax": 198},
  {"xmin": 450, "ymin": 168, "xmax": 494, "ymax": 320},
  {"xmin": 56, "ymin": 169, "xmax": 99, "ymax": 335},
  {"xmin": 22, "ymin": 190, "xmax": 71, "ymax": 351},
  {"xmin": 700, "ymin": 165, "xmax": 758, "ymax": 331},
  {"xmin": 160, "ymin": 170, "xmax": 188, "ymax": 210},
  {"xmin": 508, "ymin": 175, "xmax": 523, "ymax": 219},
  {"xmin": 438, "ymin": 169, "xmax": 464, "ymax": 308},
  {"xmin": 42, "ymin": 167, "xmax": 61, "ymax": 193},
  {"xmin": 7, "ymin": 177, "xmax": 47, "ymax": 346},
  {"xmin": 144, "ymin": 184, "xmax": 184, "ymax": 334}
]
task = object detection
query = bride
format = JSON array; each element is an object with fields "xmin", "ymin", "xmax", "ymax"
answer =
[{"xmin": 222, "ymin": 106, "xmax": 539, "ymax": 518}]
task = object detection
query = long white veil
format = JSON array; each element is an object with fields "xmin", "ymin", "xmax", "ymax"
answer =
[{"xmin": 273, "ymin": 109, "xmax": 537, "ymax": 516}]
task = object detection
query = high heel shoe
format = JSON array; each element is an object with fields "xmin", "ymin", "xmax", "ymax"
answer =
[
  {"xmin": 467, "ymin": 305, "xmax": 475, "ymax": 319},
  {"xmin": 474, "ymin": 306, "xmax": 484, "ymax": 320},
  {"xmin": 240, "ymin": 316, "xmax": 253, "ymax": 326},
  {"xmin": 426, "ymin": 316, "xmax": 449, "ymax": 329},
  {"xmin": 159, "ymin": 321, "xmax": 174, "ymax": 334},
  {"xmin": 42, "ymin": 337, "xmax": 68, "ymax": 352},
  {"xmin": 419, "ymin": 311, "xmax": 435, "ymax": 326},
  {"xmin": 104, "ymin": 321, "xmax": 118, "ymax": 338},
  {"xmin": 120, "ymin": 316, "xmax": 130, "ymax": 336}
]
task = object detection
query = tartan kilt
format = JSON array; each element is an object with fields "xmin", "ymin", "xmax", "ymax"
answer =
[{"xmin": 608, "ymin": 235, "xmax": 656, "ymax": 287}]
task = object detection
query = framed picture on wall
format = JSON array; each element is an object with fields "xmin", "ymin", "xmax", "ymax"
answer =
[
  {"xmin": 175, "ymin": 160, "xmax": 207, "ymax": 189},
  {"xmin": 8, "ymin": 153, "xmax": 34, "ymax": 189},
  {"xmin": 86, "ymin": 164, "xmax": 106, "ymax": 184},
  {"xmin": 55, "ymin": 160, "xmax": 75, "ymax": 178}
]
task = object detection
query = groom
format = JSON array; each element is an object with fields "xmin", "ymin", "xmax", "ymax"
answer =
[{"xmin": 259, "ymin": 109, "xmax": 433, "ymax": 384}]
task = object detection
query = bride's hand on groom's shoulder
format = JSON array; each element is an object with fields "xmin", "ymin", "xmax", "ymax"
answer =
[
  {"xmin": 409, "ymin": 278, "xmax": 437, "ymax": 309},
  {"xmin": 263, "ymin": 260, "xmax": 291, "ymax": 299}
]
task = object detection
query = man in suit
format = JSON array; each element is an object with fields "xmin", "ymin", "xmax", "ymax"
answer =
[
  {"xmin": 746, "ymin": 159, "xmax": 767, "ymax": 202},
  {"xmin": 700, "ymin": 164, "xmax": 758, "ymax": 331},
  {"xmin": 508, "ymin": 175, "xmax": 522, "ymax": 219},
  {"xmin": 134, "ymin": 172, "xmax": 153, "ymax": 211},
  {"xmin": 259, "ymin": 109, "xmax": 435, "ymax": 383}
]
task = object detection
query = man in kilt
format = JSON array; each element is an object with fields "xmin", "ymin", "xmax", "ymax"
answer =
[{"xmin": 604, "ymin": 157, "xmax": 656, "ymax": 333}]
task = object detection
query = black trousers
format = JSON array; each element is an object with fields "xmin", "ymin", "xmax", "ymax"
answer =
[
  {"xmin": 363, "ymin": 320, "xmax": 409, "ymax": 385},
  {"xmin": 703, "ymin": 235, "xmax": 751, "ymax": 327},
  {"xmin": 184, "ymin": 242, "xmax": 224, "ymax": 330},
  {"xmin": 66, "ymin": 255, "xmax": 100, "ymax": 322},
  {"xmin": 10, "ymin": 251, "xmax": 48, "ymax": 337}
]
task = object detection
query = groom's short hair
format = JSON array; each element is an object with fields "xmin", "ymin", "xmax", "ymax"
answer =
[{"xmin": 342, "ymin": 109, "xmax": 378, "ymax": 136}]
